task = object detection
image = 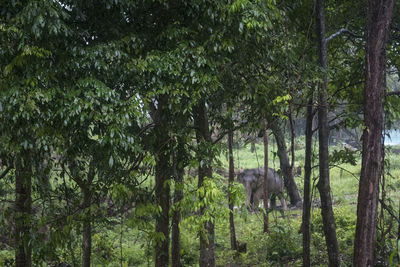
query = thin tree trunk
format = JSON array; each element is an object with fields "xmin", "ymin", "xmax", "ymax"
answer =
[
  {"xmin": 228, "ymin": 117, "xmax": 237, "ymax": 250},
  {"xmin": 171, "ymin": 139, "xmax": 185, "ymax": 267},
  {"xmin": 262, "ymin": 119, "xmax": 269, "ymax": 233},
  {"xmin": 82, "ymin": 162, "xmax": 95, "ymax": 267},
  {"xmin": 15, "ymin": 153, "xmax": 32, "ymax": 267},
  {"xmin": 353, "ymin": 1, "xmax": 394, "ymax": 266},
  {"xmin": 288, "ymin": 100, "xmax": 296, "ymax": 170},
  {"xmin": 315, "ymin": 0, "xmax": 340, "ymax": 265},
  {"xmin": 154, "ymin": 152, "xmax": 171, "ymax": 267},
  {"xmin": 302, "ymin": 97, "xmax": 313, "ymax": 267},
  {"xmin": 194, "ymin": 99, "xmax": 216, "ymax": 267},
  {"xmin": 82, "ymin": 187, "xmax": 92, "ymax": 267},
  {"xmin": 154, "ymin": 130, "xmax": 171, "ymax": 266},
  {"xmin": 270, "ymin": 120, "xmax": 302, "ymax": 206}
]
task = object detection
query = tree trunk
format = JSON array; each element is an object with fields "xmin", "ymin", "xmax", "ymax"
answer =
[
  {"xmin": 82, "ymin": 187, "xmax": 92, "ymax": 267},
  {"xmin": 194, "ymin": 99, "xmax": 216, "ymax": 267},
  {"xmin": 153, "ymin": 98, "xmax": 171, "ymax": 267},
  {"xmin": 149, "ymin": 95, "xmax": 172, "ymax": 267},
  {"xmin": 228, "ymin": 118, "xmax": 237, "ymax": 250},
  {"xmin": 15, "ymin": 153, "xmax": 32, "ymax": 267},
  {"xmin": 315, "ymin": 0, "xmax": 340, "ymax": 265},
  {"xmin": 353, "ymin": 1, "xmax": 394, "ymax": 266},
  {"xmin": 270, "ymin": 120, "xmax": 302, "ymax": 206},
  {"xmin": 82, "ymin": 162, "xmax": 95, "ymax": 267},
  {"xmin": 154, "ymin": 150, "xmax": 171, "ymax": 267},
  {"xmin": 171, "ymin": 139, "xmax": 185, "ymax": 267},
  {"xmin": 302, "ymin": 97, "xmax": 313, "ymax": 267},
  {"xmin": 262, "ymin": 119, "xmax": 269, "ymax": 233}
]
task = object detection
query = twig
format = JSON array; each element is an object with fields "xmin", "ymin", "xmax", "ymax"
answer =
[
  {"xmin": 0, "ymin": 166, "xmax": 11, "ymax": 180},
  {"xmin": 386, "ymin": 91, "xmax": 400, "ymax": 97},
  {"xmin": 379, "ymin": 199, "xmax": 399, "ymax": 222},
  {"xmin": 329, "ymin": 164, "xmax": 359, "ymax": 181}
]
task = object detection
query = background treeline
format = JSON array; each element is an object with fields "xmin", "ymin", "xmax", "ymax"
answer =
[{"xmin": 1, "ymin": 0, "xmax": 400, "ymax": 266}]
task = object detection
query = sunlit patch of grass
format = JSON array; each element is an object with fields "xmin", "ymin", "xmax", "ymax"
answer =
[{"xmin": 330, "ymin": 163, "xmax": 360, "ymax": 205}]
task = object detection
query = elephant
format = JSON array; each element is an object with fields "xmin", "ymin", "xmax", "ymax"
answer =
[{"xmin": 237, "ymin": 167, "xmax": 287, "ymax": 211}]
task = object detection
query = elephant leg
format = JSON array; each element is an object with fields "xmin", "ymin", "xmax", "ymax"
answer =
[
  {"xmin": 253, "ymin": 198, "xmax": 260, "ymax": 211},
  {"xmin": 245, "ymin": 183, "xmax": 252, "ymax": 209},
  {"xmin": 279, "ymin": 194, "xmax": 288, "ymax": 211},
  {"xmin": 270, "ymin": 195, "xmax": 277, "ymax": 209},
  {"xmin": 252, "ymin": 188, "xmax": 263, "ymax": 211}
]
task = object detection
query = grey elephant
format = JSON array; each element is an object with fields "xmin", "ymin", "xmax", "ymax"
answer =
[{"xmin": 237, "ymin": 167, "xmax": 287, "ymax": 211}]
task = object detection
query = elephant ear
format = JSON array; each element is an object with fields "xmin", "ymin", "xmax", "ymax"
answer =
[{"xmin": 234, "ymin": 168, "xmax": 243, "ymax": 176}]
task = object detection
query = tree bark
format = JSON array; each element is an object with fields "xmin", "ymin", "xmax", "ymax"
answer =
[
  {"xmin": 262, "ymin": 119, "xmax": 269, "ymax": 233},
  {"xmin": 228, "ymin": 118, "xmax": 237, "ymax": 250},
  {"xmin": 15, "ymin": 153, "xmax": 32, "ymax": 267},
  {"xmin": 82, "ymin": 162, "xmax": 95, "ymax": 267},
  {"xmin": 353, "ymin": 0, "xmax": 394, "ymax": 266},
  {"xmin": 153, "ymin": 97, "xmax": 171, "ymax": 267},
  {"xmin": 270, "ymin": 120, "xmax": 302, "ymax": 206},
  {"xmin": 154, "ymin": 148, "xmax": 171, "ymax": 267},
  {"xmin": 171, "ymin": 139, "xmax": 185, "ymax": 267},
  {"xmin": 315, "ymin": 0, "xmax": 340, "ymax": 266},
  {"xmin": 82, "ymin": 187, "xmax": 92, "ymax": 267},
  {"xmin": 194, "ymin": 99, "xmax": 216, "ymax": 267},
  {"xmin": 302, "ymin": 97, "xmax": 313, "ymax": 267}
]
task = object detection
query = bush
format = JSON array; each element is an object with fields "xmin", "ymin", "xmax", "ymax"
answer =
[
  {"xmin": 0, "ymin": 250, "xmax": 13, "ymax": 267},
  {"xmin": 231, "ymin": 217, "xmax": 302, "ymax": 266}
]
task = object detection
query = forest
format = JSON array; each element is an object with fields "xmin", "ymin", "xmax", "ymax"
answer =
[{"xmin": 1, "ymin": 0, "xmax": 400, "ymax": 266}]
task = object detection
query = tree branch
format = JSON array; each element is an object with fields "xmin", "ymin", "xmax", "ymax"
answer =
[
  {"xmin": 326, "ymin": 27, "xmax": 349, "ymax": 42},
  {"xmin": 379, "ymin": 199, "xmax": 399, "ymax": 222},
  {"xmin": 326, "ymin": 23, "xmax": 361, "ymax": 43},
  {"xmin": 0, "ymin": 166, "xmax": 11, "ymax": 180},
  {"xmin": 386, "ymin": 91, "xmax": 400, "ymax": 97},
  {"xmin": 212, "ymin": 123, "xmax": 248, "ymax": 144}
]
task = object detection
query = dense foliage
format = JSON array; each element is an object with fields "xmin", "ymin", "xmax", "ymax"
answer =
[{"xmin": 0, "ymin": 0, "xmax": 400, "ymax": 266}]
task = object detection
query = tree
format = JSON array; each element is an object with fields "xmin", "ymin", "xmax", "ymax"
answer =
[
  {"xmin": 270, "ymin": 119, "xmax": 302, "ymax": 206},
  {"xmin": 0, "ymin": 2, "xmax": 71, "ymax": 265},
  {"xmin": 227, "ymin": 107, "xmax": 238, "ymax": 250},
  {"xmin": 54, "ymin": 80, "xmax": 142, "ymax": 267},
  {"xmin": 302, "ymin": 94, "xmax": 314, "ymax": 267},
  {"xmin": 262, "ymin": 119, "xmax": 269, "ymax": 233},
  {"xmin": 354, "ymin": 0, "xmax": 395, "ymax": 265},
  {"xmin": 194, "ymin": 99, "xmax": 216, "ymax": 267},
  {"xmin": 171, "ymin": 136, "xmax": 187, "ymax": 267},
  {"xmin": 315, "ymin": 0, "xmax": 340, "ymax": 265},
  {"xmin": 40, "ymin": 3, "xmax": 147, "ymax": 265},
  {"xmin": 14, "ymin": 153, "xmax": 33, "ymax": 267},
  {"xmin": 149, "ymin": 96, "xmax": 172, "ymax": 267}
]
